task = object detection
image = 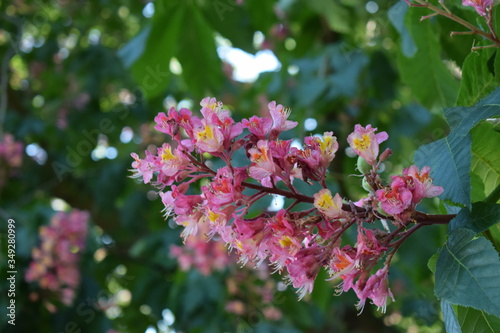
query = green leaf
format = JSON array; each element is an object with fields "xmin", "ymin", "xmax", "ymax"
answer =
[
  {"xmin": 126, "ymin": 3, "xmax": 186, "ymax": 99},
  {"xmin": 493, "ymin": 6, "xmax": 500, "ymax": 42},
  {"xmin": 456, "ymin": 306, "xmax": 500, "ymax": 333},
  {"xmin": 428, "ymin": 252, "xmax": 438, "ymax": 274},
  {"xmin": 177, "ymin": 4, "xmax": 224, "ymax": 98},
  {"xmin": 456, "ymin": 49, "xmax": 497, "ymax": 107},
  {"xmin": 310, "ymin": 269, "xmax": 332, "ymax": 313},
  {"xmin": 416, "ymin": 89, "xmax": 500, "ymax": 207},
  {"xmin": 471, "ymin": 122, "xmax": 500, "ymax": 202},
  {"xmin": 308, "ymin": 0, "xmax": 351, "ymax": 34},
  {"xmin": 448, "ymin": 202, "xmax": 500, "ymax": 233},
  {"xmin": 117, "ymin": 25, "xmax": 151, "ymax": 68},
  {"xmin": 415, "ymin": 132, "xmax": 471, "ymax": 207},
  {"xmin": 435, "ymin": 228, "xmax": 500, "ymax": 317},
  {"xmin": 496, "ymin": 49, "xmax": 500, "ymax": 80},
  {"xmin": 246, "ymin": 0, "xmax": 276, "ymax": 33},
  {"xmin": 201, "ymin": 1, "xmax": 255, "ymax": 53},
  {"xmin": 397, "ymin": 7, "xmax": 459, "ymax": 108},
  {"xmin": 326, "ymin": 44, "xmax": 369, "ymax": 99},
  {"xmin": 445, "ymin": 89, "xmax": 500, "ymax": 134},
  {"xmin": 388, "ymin": 1, "xmax": 417, "ymax": 57},
  {"xmin": 441, "ymin": 300, "xmax": 462, "ymax": 333}
]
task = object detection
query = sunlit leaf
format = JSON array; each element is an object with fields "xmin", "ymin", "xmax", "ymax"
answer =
[
  {"xmin": 456, "ymin": 305, "xmax": 500, "ymax": 333},
  {"xmin": 471, "ymin": 122, "xmax": 500, "ymax": 202},
  {"xmin": 457, "ymin": 49, "xmax": 497, "ymax": 107}
]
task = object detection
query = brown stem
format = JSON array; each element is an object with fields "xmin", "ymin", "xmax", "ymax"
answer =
[
  {"xmin": 241, "ymin": 181, "xmax": 457, "ymax": 225},
  {"xmin": 242, "ymin": 181, "xmax": 315, "ymax": 203},
  {"xmin": 411, "ymin": 0, "xmax": 500, "ymax": 47},
  {"xmin": 412, "ymin": 211, "xmax": 456, "ymax": 225}
]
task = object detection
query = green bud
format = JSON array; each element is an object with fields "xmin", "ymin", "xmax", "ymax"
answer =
[
  {"xmin": 377, "ymin": 203, "xmax": 388, "ymax": 216},
  {"xmin": 356, "ymin": 156, "xmax": 371, "ymax": 175},
  {"xmin": 362, "ymin": 176, "xmax": 372, "ymax": 192}
]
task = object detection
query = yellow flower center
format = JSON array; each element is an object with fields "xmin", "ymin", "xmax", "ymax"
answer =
[
  {"xmin": 278, "ymin": 236, "xmax": 294, "ymax": 248},
  {"xmin": 161, "ymin": 146, "xmax": 175, "ymax": 161},
  {"xmin": 352, "ymin": 134, "xmax": 371, "ymax": 151},
  {"xmin": 208, "ymin": 209, "xmax": 220, "ymax": 223},
  {"xmin": 317, "ymin": 192, "xmax": 335, "ymax": 209},
  {"xmin": 196, "ymin": 124, "xmax": 214, "ymax": 141}
]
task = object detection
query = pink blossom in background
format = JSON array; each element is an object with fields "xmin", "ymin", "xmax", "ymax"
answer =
[
  {"xmin": 0, "ymin": 133, "xmax": 23, "ymax": 168},
  {"xmin": 25, "ymin": 209, "xmax": 89, "ymax": 310},
  {"xmin": 169, "ymin": 222, "xmax": 231, "ymax": 276}
]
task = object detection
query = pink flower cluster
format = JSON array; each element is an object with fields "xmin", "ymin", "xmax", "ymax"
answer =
[
  {"xmin": 0, "ymin": 133, "xmax": 23, "ymax": 168},
  {"xmin": 131, "ymin": 98, "xmax": 443, "ymax": 312},
  {"xmin": 25, "ymin": 210, "xmax": 89, "ymax": 310}
]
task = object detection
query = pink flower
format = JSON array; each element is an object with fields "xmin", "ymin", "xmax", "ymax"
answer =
[
  {"xmin": 171, "ymin": 191, "xmax": 205, "ymax": 239},
  {"xmin": 329, "ymin": 246, "xmax": 358, "ymax": 291},
  {"xmin": 463, "ymin": 0, "xmax": 493, "ymax": 16},
  {"xmin": 200, "ymin": 98, "xmax": 243, "ymax": 145},
  {"xmin": 355, "ymin": 227, "xmax": 387, "ymax": 263},
  {"xmin": 285, "ymin": 245, "xmax": 323, "ymax": 300},
  {"xmin": 157, "ymin": 143, "xmax": 188, "ymax": 176},
  {"xmin": 200, "ymin": 97, "xmax": 229, "ymax": 121},
  {"xmin": 403, "ymin": 165, "xmax": 444, "ymax": 202},
  {"xmin": 268, "ymin": 101, "xmax": 297, "ymax": 138},
  {"xmin": 242, "ymin": 116, "xmax": 273, "ymax": 139},
  {"xmin": 225, "ymin": 300, "xmax": 246, "ymax": 315},
  {"xmin": 154, "ymin": 107, "xmax": 195, "ymax": 140},
  {"xmin": 232, "ymin": 217, "xmax": 269, "ymax": 266},
  {"xmin": 347, "ymin": 124, "xmax": 388, "ymax": 165},
  {"xmin": 25, "ymin": 210, "xmax": 89, "ymax": 309},
  {"xmin": 263, "ymin": 306, "xmax": 282, "ymax": 321},
  {"xmin": 313, "ymin": 189, "xmax": 345, "ymax": 219},
  {"xmin": 193, "ymin": 119, "xmax": 224, "ymax": 153},
  {"xmin": 170, "ymin": 222, "xmax": 232, "ymax": 275},
  {"xmin": 267, "ymin": 210, "xmax": 303, "ymax": 269},
  {"xmin": 0, "ymin": 133, "xmax": 23, "ymax": 167},
  {"xmin": 204, "ymin": 168, "xmax": 239, "ymax": 206},
  {"xmin": 268, "ymin": 139, "xmax": 297, "ymax": 180},
  {"xmin": 248, "ymin": 140, "xmax": 276, "ymax": 181},
  {"xmin": 354, "ymin": 266, "xmax": 394, "ymax": 313},
  {"xmin": 304, "ymin": 132, "xmax": 339, "ymax": 167},
  {"xmin": 293, "ymin": 146, "xmax": 322, "ymax": 181},
  {"xmin": 159, "ymin": 190, "xmax": 175, "ymax": 218},
  {"xmin": 375, "ymin": 181, "xmax": 413, "ymax": 217},
  {"xmin": 130, "ymin": 152, "xmax": 156, "ymax": 184}
]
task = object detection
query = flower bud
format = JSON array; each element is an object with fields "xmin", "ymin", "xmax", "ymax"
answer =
[
  {"xmin": 379, "ymin": 148, "xmax": 392, "ymax": 163},
  {"xmin": 356, "ymin": 156, "xmax": 371, "ymax": 175},
  {"xmin": 362, "ymin": 176, "xmax": 372, "ymax": 192}
]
